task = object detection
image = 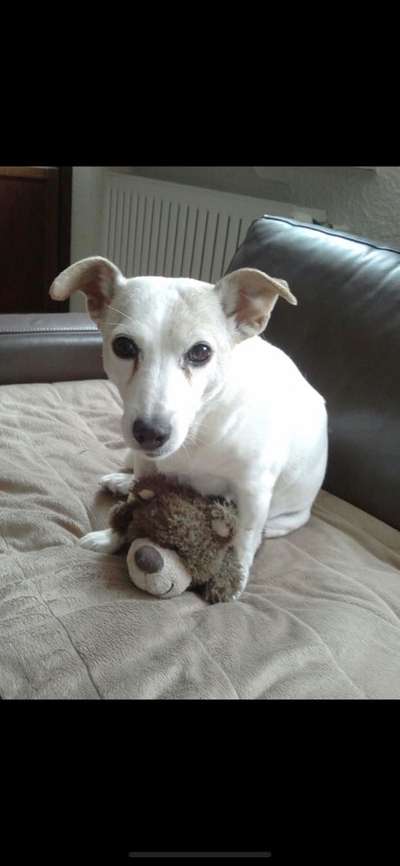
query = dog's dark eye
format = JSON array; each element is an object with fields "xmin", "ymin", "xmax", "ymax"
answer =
[
  {"xmin": 112, "ymin": 335, "xmax": 139, "ymax": 359},
  {"xmin": 186, "ymin": 343, "xmax": 212, "ymax": 365}
]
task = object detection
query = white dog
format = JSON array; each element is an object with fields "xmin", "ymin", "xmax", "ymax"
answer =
[{"xmin": 50, "ymin": 257, "xmax": 328, "ymax": 600}]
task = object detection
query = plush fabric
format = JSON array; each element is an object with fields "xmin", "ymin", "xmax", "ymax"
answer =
[{"xmin": 1, "ymin": 379, "xmax": 399, "ymax": 699}]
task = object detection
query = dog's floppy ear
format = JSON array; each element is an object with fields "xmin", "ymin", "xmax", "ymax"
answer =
[
  {"xmin": 215, "ymin": 267, "xmax": 297, "ymax": 339},
  {"xmin": 49, "ymin": 256, "xmax": 124, "ymax": 323}
]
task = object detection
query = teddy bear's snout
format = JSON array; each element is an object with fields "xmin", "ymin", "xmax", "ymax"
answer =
[{"xmin": 134, "ymin": 545, "xmax": 164, "ymax": 574}]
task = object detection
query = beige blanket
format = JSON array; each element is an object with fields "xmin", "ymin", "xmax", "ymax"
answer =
[{"xmin": 1, "ymin": 379, "xmax": 400, "ymax": 699}]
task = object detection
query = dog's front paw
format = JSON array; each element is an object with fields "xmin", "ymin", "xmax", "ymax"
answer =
[
  {"xmin": 100, "ymin": 472, "xmax": 133, "ymax": 497},
  {"xmin": 78, "ymin": 528, "xmax": 123, "ymax": 554}
]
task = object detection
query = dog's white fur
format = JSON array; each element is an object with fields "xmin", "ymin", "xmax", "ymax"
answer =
[{"xmin": 50, "ymin": 257, "xmax": 328, "ymax": 600}]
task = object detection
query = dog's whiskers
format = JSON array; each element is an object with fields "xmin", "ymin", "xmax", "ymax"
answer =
[
  {"xmin": 186, "ymin": 429, "xmax": 208, "ymax": 448},
  {"xmin": 101, "ymin": 321, "xmax": 129, "ymax": 329},
  {"xmin": 180, "ymin": 439, "xmax": 192, "ymax": 465},
  {"xmin": 106, "ymin": 303, "xmax": 137, "ymax": 327}
]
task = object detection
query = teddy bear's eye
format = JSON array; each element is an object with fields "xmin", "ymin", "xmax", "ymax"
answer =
[
  {"xmin": 185, "ymin": 343, "xmax": 212, "ymax": 366},
  {"xmin": 112, "ymin": 335, "xmax": 139, "ymax": 360}
]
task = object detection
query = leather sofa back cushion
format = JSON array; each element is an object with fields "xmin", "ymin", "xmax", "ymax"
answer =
[
  {"xmin": 0, "ymin": 314, "xmax": 104, "ymax": 385},
  {"xmin": 228, "ymin": 217, "xmax": 400, "ymax": 531}
]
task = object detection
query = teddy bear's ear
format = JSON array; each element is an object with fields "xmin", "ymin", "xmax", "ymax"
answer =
[
  {"xmin": 129, "ymin": 476, "xmax": 156, "ymax": 501},
  {"xmin": 137, "ymin": 488, "xmax": 156, "ymax": 501},
  {"xmin": 210, "ymin": 505, "xmax": 235, "ymax": 541}
]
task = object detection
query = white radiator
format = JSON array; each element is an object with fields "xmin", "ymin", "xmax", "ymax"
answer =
[{"xmin": 101, "ymin": 172, "xmax": 326, "ymax": 282}]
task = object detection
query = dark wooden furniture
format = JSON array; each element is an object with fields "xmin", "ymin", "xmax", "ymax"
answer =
[{"xmin": 0, "ymin": 167, "xmax": 72, "ymax": 313}]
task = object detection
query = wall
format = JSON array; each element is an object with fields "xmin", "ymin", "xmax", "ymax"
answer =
[
  {"xmin": 69, "ymin": 167, "xmax": 107, "ymax": 312},
  {"xmin": 70, "ymin": 165, "xmax": 400, "ymax": 310},
  {"xmin": 128, "ymin": 166, "xmax": 400, "ymax": 249},
  {"xmin": 69, "ymin": 166, "xmax": 148, "ymax": 311}
]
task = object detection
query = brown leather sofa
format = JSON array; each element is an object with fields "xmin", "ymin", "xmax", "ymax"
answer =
[
  {"xmin": 1, "ymin": 216, "xmax": 399, "ymax": 699},
  {"xmin": 228, "ymin": 216, "xmax": 400, "ymax": 533},
  {"xmin": 0, "ymin": 312, "xmax": 104, "ymax": 385}
]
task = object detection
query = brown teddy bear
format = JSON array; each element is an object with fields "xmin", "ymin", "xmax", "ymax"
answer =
[{"xmin": 108, "ymin": 474, "xmax": 245, "ymax": 603}]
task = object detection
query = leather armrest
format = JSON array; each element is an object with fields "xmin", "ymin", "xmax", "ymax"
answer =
[{"xmin": 0, "ymin": 313, "xmax": 105, "ymax": 385}]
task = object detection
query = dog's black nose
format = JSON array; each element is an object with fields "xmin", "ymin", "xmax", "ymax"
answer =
[{"xmin": 132, "ymin": 417, "xmax": 171, "ymax": 450}]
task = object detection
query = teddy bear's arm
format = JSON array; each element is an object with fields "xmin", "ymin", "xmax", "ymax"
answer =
[
  {"xmin": 201, "ymin": 555, "xmax": 245, "ymax": 604},
  {"xmin": 109, "ymin": 500, "xmax": 138, "ymax": 535}
]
